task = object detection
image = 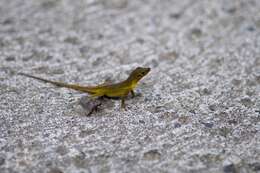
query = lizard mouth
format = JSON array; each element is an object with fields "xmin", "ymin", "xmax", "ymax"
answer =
[{"xmin": 143, "ymin": 67, "xmax": 151, "ymax": 75}]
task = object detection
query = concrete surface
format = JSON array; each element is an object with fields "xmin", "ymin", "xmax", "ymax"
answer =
[{"xmin": 0, "ymin": 0, "xmax": 260, "ymax": 172}]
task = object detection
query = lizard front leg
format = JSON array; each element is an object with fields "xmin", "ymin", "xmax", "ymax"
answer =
[
  {"xmin": 121, "ymin": 96, "xmax": 126, "ymax": 109},
  {"xmin": 121, "ymin": 92, "xmax": 130, "ymax": 109},
  {"xmin": 130, "ymin": 90, "xmax": 135, "ymax": 98}
]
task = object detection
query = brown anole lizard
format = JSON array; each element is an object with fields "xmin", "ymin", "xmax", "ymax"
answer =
[{"xmin": 19, "ymin": 67, "xmax": 150, "ymax": 109}]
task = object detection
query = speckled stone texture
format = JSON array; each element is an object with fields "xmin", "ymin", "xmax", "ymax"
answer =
[{"xmin": 0, "ymin": 0, "xmax": 259, "ymax": 172}]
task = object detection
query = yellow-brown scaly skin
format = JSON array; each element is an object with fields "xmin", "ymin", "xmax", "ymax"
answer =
[{"xmin": 19, "ymin": 67, "xmax": 150, "ymax": 108}]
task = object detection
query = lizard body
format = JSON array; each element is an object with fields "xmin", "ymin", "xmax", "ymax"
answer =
[{"xmin": 19, "ymin": 67, "xmax": 150, "ymax": 108}]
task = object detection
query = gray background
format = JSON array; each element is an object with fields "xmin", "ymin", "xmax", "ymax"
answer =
[{"xmin": 0, "ymin": 0, "xmax": 259, "ymax": 172}]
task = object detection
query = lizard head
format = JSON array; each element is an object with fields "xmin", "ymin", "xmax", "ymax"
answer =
[{"xmin": 127, "ymin": 67, "xmax": 150, "ymax": 83}]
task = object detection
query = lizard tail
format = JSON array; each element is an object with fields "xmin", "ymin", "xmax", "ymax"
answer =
[{"xmin": 18, "ymin": 73, "xmax": 97, "ymax": 94}]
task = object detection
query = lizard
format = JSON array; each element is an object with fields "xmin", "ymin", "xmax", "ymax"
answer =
[{"xmin": 19, "ymin": 67, "xmax": 150, "ymax": 109}]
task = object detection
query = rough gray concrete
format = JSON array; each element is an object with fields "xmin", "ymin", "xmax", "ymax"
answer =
[{"xmin": 0, "ymin": 0, "xmax": 260, "ymax": 172}]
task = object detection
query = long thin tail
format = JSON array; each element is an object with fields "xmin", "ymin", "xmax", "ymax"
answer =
[{"xmin": 18, "ymin": 73, "xmax": 96, "ymax": 94}]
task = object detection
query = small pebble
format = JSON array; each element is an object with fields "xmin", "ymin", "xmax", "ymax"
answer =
[
  {"xmin": 139, "ymin": 120, "xmax": 145, "ymax": 124},
  {"xmin": 143, "ymin": 149, "xmax": 161, "ymax": 161},
  {"xmin": 174, "ymin": 122, "xmax": 181, "ymax": 128},
  {"xmin": 249, "ymin": 162, "xmax": 260, "ymax": 171},
  {"xmin": 0, "ymin": 157, "xmax": 5, "ymax": 166},
  {"xmin": 202, "ymin": 122, "xmax": 214, "ymax": 128},
  {"xmin": 5, "ymin": 56, "xmax": 15, "ymax": 61},
  {"xmin": 223, "ymin": 163, "xmax": 236, "ymax": 173}
]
